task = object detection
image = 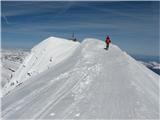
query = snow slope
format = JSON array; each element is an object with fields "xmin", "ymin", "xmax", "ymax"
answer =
[
  {"xmin": 2, "ymin": 37, "xmax": 80, "ymax": 96},
  {"xmin": 1, "ymin": 49, "xmax": 28, "ymax": 87},
  {"xmin": 1, "ymin": 60, "xmax": 20, "ymax": 87},
  {"xmin": 2, "ymin": 38, "xmax": 159, "ymax": 119}
]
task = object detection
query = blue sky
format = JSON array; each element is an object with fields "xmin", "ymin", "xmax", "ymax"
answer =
[{"xmin": 1, "ymin": 1, "xmax": 159, "ymax": 56}]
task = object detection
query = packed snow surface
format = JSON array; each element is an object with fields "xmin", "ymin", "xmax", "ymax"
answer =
[{"xmin": 2, "ymin": 37, "xmax": 159, "ymax": 119}]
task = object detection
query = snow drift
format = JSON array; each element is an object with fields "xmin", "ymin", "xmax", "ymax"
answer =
[{"xmin": 1, "ymin": 37, "xmax": 159, "ymax": 119}]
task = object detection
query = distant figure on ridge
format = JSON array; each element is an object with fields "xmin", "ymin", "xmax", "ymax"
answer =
[{"xmin": 105, "ymin": 35, "xmax": 111, "ymax": 50}]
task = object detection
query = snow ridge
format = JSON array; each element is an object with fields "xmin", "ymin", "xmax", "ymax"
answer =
[
  {"xmin": 2, "ymin": 36, "xmax": 80, "ymax": 96},
  {"xmin": 2, "ymin": 37, "xmax": 159, "ymax": 119}
]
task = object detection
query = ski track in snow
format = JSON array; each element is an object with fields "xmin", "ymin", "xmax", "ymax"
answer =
[
  {"xmin": 2, "ymin": 40, "xmax": 102, "ymax": 119},
  {"xmin": 2, "ymin": 38, "xmax": 159, "ymax": 119}
]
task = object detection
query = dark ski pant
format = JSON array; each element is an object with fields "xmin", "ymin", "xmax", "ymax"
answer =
[{"xmin": 106, "ymin": 44, "xmax": 109, "ymax": 50}]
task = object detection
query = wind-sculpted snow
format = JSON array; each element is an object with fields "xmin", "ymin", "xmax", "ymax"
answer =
[
  {"xmin": 2, "ymin": 38, "xmax": 159, "ymax": 119},
  {"xmin": 2, "ymin": 37, "xmax": 80, "ymax": 96}
]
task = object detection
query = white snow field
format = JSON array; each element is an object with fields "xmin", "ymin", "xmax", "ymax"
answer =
[{"xmin": 1, "ymin": 37, "xmax": 159, "ymax": 119}]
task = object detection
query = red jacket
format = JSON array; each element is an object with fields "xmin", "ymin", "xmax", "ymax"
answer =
[{"xmin": 105, "ymin": 36, "xmax": 111, "ymax": 44}]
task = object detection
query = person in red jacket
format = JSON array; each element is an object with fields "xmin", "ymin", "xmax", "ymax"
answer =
[{"xmin": 105, "ymin": 35, "xmax": 111, "ymax": 50}]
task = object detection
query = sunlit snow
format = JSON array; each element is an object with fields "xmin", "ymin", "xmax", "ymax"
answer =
[{"xmin": 1, "ymin": 37, "xmax": 159, "ymax": 119}]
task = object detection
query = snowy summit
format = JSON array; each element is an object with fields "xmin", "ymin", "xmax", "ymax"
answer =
[{"xmin": 2, "ymin": 37, "xmax": 159, "ymax": 119}]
